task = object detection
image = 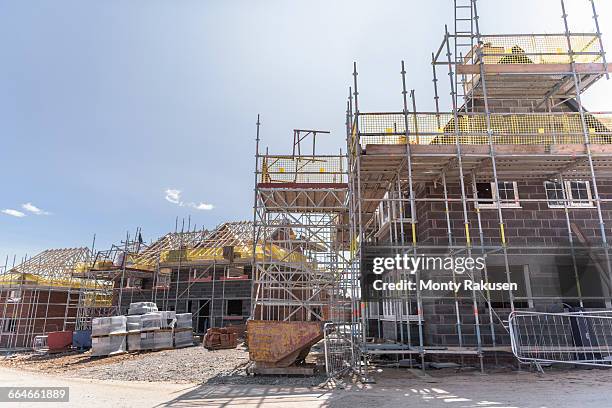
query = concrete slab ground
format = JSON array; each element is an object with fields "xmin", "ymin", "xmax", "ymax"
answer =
[{"xmin": 2, "ymin": 365, "xmax": 612, "ymax": 407}]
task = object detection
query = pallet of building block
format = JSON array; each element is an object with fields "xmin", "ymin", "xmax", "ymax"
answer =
[
  {"xmin": 127, "ymin": 315, "xmax": 142, "ymax": 332},
  {"xmin": 127, "ymin": 332, "xmax": 140, "ymax": 351},
  {"xmin": 127, "ymin": 331, "xmax": 156, "ymax": 351},
  {"xmin": 174, "ymin": 329, "xmax": 194, "ymax": 348},
  {"xmin": 92, "ymin": 316, "xmax": 127, "ymax": 337},
  {"xmin": 225, "ymin": 323, "xmax": 246, "ymax": 339},
  {"xmin": 152, "ymin": 329, "xmax": 174, "ymax": 350},
  {"xmin": 159, "ymin": 311, "xmax": 176, "ymax": 329},
  {"xmin": 91, "ymin": 333, "xmax": 127, "ymax": 357},
  {"xmin": 128, "ymin": 302, "xmax": 158, "ymax": 315},
  {"xmin": 140, "ymin": 312, "xmax": 163, "ymax": 331},
  {"xmin": 175, "ymin": 313, "xmax": 193, "ymax": 330}
]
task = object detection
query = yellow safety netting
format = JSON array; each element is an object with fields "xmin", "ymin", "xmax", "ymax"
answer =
[
  {"xmin": 357, "ymin": 112, "xmax": 612, "ymax": 146},
  {"xmin": 259, "ymin": 156, "xmax": 346, "ymax": 184},
  {"xmin": 464, "ymin": 35, "xmax": 602, "ymax": 65}
]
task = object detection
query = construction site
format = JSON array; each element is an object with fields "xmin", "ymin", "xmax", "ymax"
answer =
[{"xmin": 3, "ymin": 1, "xmax": 612, "ymax": 402}]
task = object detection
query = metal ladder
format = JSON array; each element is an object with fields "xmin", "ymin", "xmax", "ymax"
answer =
[
  {"xmin": 62, "ymin": 288, "xmax": 81, "ymax": 331},
  {"xmin": 454, "ymin": 0, "xmax": 476, "ymax": 110}
]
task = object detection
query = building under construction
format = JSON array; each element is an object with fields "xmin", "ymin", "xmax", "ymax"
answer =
[
  {"xmin": 0, "ymin": 222, "xmax": 256, "ymax": 350},
  {"xmin": 3, "ymin": 0, "xmax": 612, "ymax": 379},
  {"xmin": 0, "ymin": 248, "xmax": 111, "ymax": 350},
  {"xmin": 338, "ymin": 0, "xmax": 612, "ymax": 376},
  {"xmin": 80, "ymin": 222, "xmax": 256, "ymax": 337}
]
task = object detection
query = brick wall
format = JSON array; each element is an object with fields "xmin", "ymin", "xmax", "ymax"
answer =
[
  {"xmin": 417, "ymin": 179, "xmax": 612, "ymax": 247},
  {"xmin": 0, "ymin": 289, "xmax": 76, "ymax": 349}
]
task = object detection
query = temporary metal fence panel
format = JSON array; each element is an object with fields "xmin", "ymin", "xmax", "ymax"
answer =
[
  {"xmin": 323, "ymin": 322, "xmax": 361, "ymax": 378},
  {"xmin": 509, "ymin": 310, "xmax": 612, "ymax": 367}
]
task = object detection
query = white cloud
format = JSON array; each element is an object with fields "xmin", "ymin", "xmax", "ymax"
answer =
[
  {"xmin": 164, "ymin": 189, "xmax": 213, "ymax": 211},
  {"xmin": 191, "ymin": 202, "xmax": 214, "ymax": 211},
  {"xmin": 2, "ymin": 209, "xmax": 26, "ymax": 218},
  {"xmin": 165, "ymin": 189, "xmax": 183, "ymax": 205},
  {"xmin": 22, "ymin": 202, "xmax": 50, "ymax": 215}
]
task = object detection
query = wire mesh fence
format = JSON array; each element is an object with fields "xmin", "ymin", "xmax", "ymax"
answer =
[{"xmin": 509, "ymin": 310, "xmax": 612, "ymax": 367}]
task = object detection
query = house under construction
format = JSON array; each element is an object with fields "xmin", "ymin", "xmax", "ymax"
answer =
[
  {"xmin": 0, "ymin": 248, "xmax": 111, "ymax": 350},
  {"xmin": 1, "ymin": 219, "xmax": 319, "ymax": 351},
  {"xmin": 338, "ymin": 0, "xmax": 612, "ymax": 376},
  {"xmin": 79, "ymin": 222, "xmax": 256, "ymax": 337},
  {"xmin": 4, "ymin": 0, "xmax": 612, "ymax": 380},
  {"xmin": 243, "ymin": 0, "xmax": 612, "ymax": 378}
]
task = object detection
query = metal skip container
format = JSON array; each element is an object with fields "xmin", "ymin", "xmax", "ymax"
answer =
[{"xmin": 247, "ymin": 320, "xmax": 323, "ymax": 372}]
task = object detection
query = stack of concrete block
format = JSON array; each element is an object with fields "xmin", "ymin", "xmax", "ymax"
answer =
[
  {"xmin": 126, "ymin": 304, "xmax": 175, "ymax": 351},
  {"xmin": 152, "ymin": 330, "xmax": 173, "ymax": 350},
  {"xmin": 91, "ymin": 316, "xmax": 127, "ymax": 357},
  {"xmin": 141, "ymin": 312, "xmax": 163, "ymax": 331},
  {"xmin": 160, "ymin": 311, "xmax": 176, "ymax": 328},
  {"xmin": 128, "ymin": 302, "xmax": 158, "ymax": 315},
  {"xmin": 127, "ymin": 315, "xmax": 143, "ymax": 332},
  {"xmin": 174, "ymin": 313, "xmax": 194, "ymax": 348},
  {"xmin": 127, "ymin": 314, "xmax": 144, "ymax": 351},
  {"xmin": 175, "ymin": 313, "xmax": 192, "ymax": 329}
]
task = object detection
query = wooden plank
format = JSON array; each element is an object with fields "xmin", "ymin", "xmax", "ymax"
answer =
[
  {"xmin": 549, "ymin": 144, "xmax": 586, "ymax": 154},
  {"xmin": 589, "ymin": 145, "xmax": 612, "ymax": 154},
  {"xmin": 257, "ymin": 182, "xmax": 347, "ymax": 189},
  {"xmin": 457, "ymin": 62, "xmax": 609, "ymax": 75}
]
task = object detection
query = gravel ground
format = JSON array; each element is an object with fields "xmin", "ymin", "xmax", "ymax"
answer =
[{"xmin": 0, "ymin": 344, "xmax": 327, "ymax": 386}]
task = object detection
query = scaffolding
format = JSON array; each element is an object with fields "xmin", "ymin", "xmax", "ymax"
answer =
[
  {"xmin": 0, "ymin": 248, "xmax": 110, "ymax": 350},
  {"xmin": 77, "ymin": 227, "xmax": 213, "ymax": 323},
  {"xmin": 158, "ymin": 221, "xmax": 260, "ymax": 332},
  {"xmin": 344, "ymin": 0, "xmax": 612, "ymax": 377},
  {"xmin": 250, "ymin": 125, "xmax": 352, "ymax": 373},
  {"xmin": 77, "ymin": 220, "xmax": 312, "ymax": 337}
]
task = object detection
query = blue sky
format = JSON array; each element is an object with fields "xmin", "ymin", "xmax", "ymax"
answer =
[{"xmin": 1, "ymin": 0, "xmax": 611, "ymax": 263}]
